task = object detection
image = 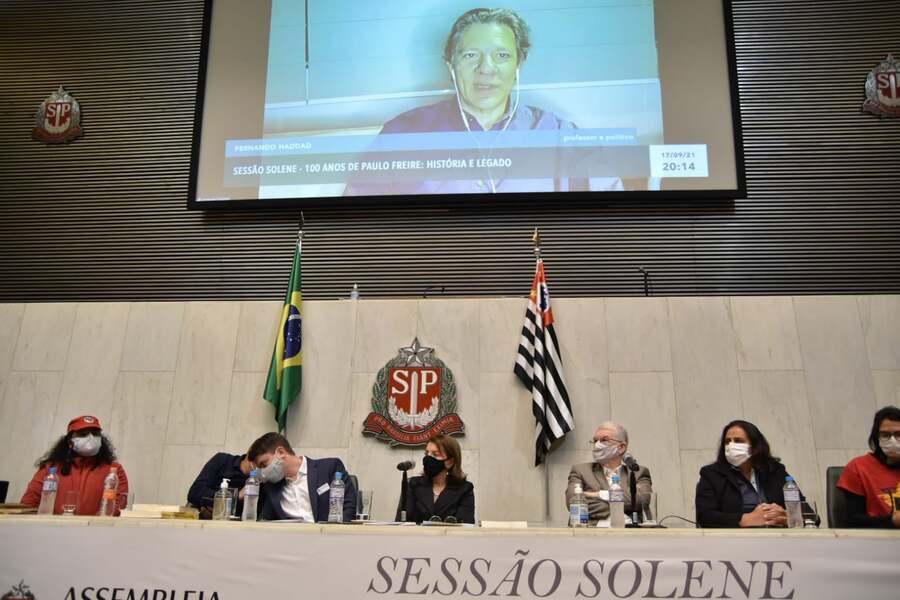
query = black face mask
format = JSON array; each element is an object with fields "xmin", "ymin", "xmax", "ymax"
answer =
[{"xmin": 423, "ymin": 455, "xmax": 446, "ymax": 478}]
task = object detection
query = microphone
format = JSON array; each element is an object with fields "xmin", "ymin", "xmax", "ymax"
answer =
[
  {"xmin": 622, "ymin": 453, "xmax": 640, "ymax": 472},
  {"xmin": 396, "ymin": 460, "xmax": 415, "ymax": 471},
  {"xmin": 637, "ymin": 268, "xmax": 651, "ymax": 297}
]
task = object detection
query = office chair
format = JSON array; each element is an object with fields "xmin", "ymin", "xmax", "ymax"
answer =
[{"xmin": 825, "ymin": 466, "xmax": 848, "ymax": 528}]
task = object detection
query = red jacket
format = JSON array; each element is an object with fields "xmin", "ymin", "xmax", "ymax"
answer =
[{"xmin": 21, "ymin": 459, "xmax": 129, "ymax": 516}]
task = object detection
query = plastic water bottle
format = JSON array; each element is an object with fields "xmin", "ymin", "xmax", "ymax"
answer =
[
  {"xmin": 327, "ymin": 472, "xmax": 345, "ymax": 523},
  {"xmin": 213, "ymin": 478, "xmax": 232, "ymax": 520},
  {"xmin": 37, "ymin": 467, "xmax": 59, "ymax": 515},
  {"xmin": 569, "ymin": 484, "xmax": 588, "ymax": 527},
  {"xmin": 609, "ymin": 475, "xmax": 626, "ymax": 528},
  {"xmin": 241, "ymin": 470, "xmax": 259, "ymax": 522},
  {"xmin": 98, "ymin": 466, "xmax": 119, "ymax": 517},
  {"xmin": 783, "ymin": 476, "xmax": 803, "ymax": 528},
  {"xmin": 350, "ymin": 283, "xmax": 360, "ymax": 300}
]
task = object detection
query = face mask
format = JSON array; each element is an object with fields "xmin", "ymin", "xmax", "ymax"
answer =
[
  {"xmin": 71, "ymin": 434, "xmax": 101, "ymax": 457},
  {"xmin": 725, "ymin": 442, "xmax": 752, "ymax": 467},
  {"xmin": 423, "ymin": 455, "xmax": 447, "ymax": 478},
  {"xmin": 880, "ymin": 437, "xmax": 900, "ymax": 459},
  {"xmin": 260, "ymin": 455, "xmax": 285, "ymax": 484},
  {"xmin": 592, "ymin": 441, "xmax": 620, "ymax": 464}
]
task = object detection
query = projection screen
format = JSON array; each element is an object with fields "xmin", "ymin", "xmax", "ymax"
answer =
[{"xmin": 188, "ymin": 0, "xmax": 745, "ymax": 208}]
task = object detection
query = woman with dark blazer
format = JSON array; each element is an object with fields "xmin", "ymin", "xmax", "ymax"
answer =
[
  {"xmin": 403, "ymin": 434, "xmax": 475, "ymax": 524},
  {"xmin": 695, "ymin": 419, "xmax": 806, "ymax": 528}
]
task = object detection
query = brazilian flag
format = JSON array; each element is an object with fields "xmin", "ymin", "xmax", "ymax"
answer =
[{"xmin": 263, "ymin": 236, "xmax": 302, "ymax": 432}]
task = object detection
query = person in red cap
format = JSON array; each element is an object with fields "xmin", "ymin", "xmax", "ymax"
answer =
[{"xmin": 21, "ymin": 415, "xmax": 129, "ymax": 515}]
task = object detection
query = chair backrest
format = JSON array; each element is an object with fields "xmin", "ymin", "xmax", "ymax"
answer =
[
  {"xmin": 826, "ymin": 466, "xmax": 847, "ymax": 528},
  {"xmin": 347, "ymin": 474, "xmax": 359, "ymax": 513},
  {"xmin": 0, "ymin": 480, "xmax": 8, "ymax": 503}
]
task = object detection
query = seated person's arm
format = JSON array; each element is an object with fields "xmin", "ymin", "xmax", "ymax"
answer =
[
  {"xmin": 115, "ymin": 466, "xmax": 130, "ymax": 515},
  {"xmin": 637, "ymin": 467, "xmax": 653, "ymax": 496},
  {"xmin": 20, "ymin": 467, "xmax": 47, "ymax": 507},
  {"xmin": 842, "ymin": 490, "xmax": 894, "ymax": 528},
  {"xmin": 695, "ymin": 472, "xmax": 741, "ymax": 527},
  {"xmin": 187, "ymin": 454, "xmax": 225, "ymax": 508},
  {"xmin": 635, "ymin": 467, "xmax": 654, "ymax": 515},
  {"xmin": 455, "ymin": 485, "xmax": 475, "ymax": 524},
  {"xmin": 257, "ymin": 484, "xmax": 274, "ymax": 521},
  {"xmin": 340, "ymin": 467, "xmax": 357, "ymax": 522}
]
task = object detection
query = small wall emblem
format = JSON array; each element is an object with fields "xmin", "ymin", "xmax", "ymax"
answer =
[
  {"xmin": 362, "ymin": 338, "xmax": 465, "ymax": 447},
  {"xmin": 33, "ymin": 86, "xmax": 83, "ymax": 143},
  {"xmin": 863, "ymin": 54, "xmax": 900, "ymax": 118},
  {"xmin": 2, "ymin": 580, "xmax": 35, "ymax": 600}
]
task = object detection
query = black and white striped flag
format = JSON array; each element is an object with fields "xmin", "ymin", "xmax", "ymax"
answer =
[{"xmin": 514, "ymin": 258, "xmax": 574, "ymax": 466}]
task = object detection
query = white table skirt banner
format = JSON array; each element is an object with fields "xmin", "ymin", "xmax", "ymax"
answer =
[{"xmin": 1, "ymin": 521, "xmax": 898, "ymax": 600}]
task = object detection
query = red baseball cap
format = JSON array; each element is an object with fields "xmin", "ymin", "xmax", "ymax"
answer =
[{"xmin": 67, "ymin": 415, "xmax": 102, "ymax": 433}]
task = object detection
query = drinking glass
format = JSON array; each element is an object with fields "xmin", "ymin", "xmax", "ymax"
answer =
[
  {"xmin": 802, "ymin": 501, "xmax": 819, "ymax": 528},
  {"xmin": 117, "ymin": 491, "xmax": 134, "ymax": 512},
  {"xmin": 356, "ymin": 490, "xmax": 373, "ymax": 520},
  {"xmin": 229, "ymin": 488, "xmax": 241, "ymax": 520},
  {"xmin": 62, "ymin": 490, "xmax": 79, "ymax": 516},
  {"xmin": 638, "ymin": 492, "xmax": 658, "ymax": 527}
]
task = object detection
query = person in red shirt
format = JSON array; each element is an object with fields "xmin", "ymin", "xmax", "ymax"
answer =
[
  {"xmin": 21, "ymin": 415, "xmax": 129, "ymax": 516},
  {"xmin": 837, "ymin": 405, "xmax": 900, "ymax": 528}
]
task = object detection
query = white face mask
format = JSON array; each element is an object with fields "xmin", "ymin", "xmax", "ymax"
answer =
[
  {"xmin": 592, "ymin": 441, "xmax": 621, "ymax": 464},
  {"xmin": 879, "ymin": 437, "xmax": 900, "ymax": 459},
  {"xmin": 725, "ymin": 442, "xmax": 752, "ymax": 467},
  {"xmin": 260, "ymin": 455, "xmax": 285, "ymax": 484},
  {"xmin": 71, "ymin": 434, "xmax": 101, "ymax": 457}
]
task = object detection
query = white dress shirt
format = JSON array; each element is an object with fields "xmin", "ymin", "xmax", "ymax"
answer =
[
  {"xmin": 602, "ymin": 462, "xmax": 627, "ymax": 486},
  {"xmin": 280, "ymin": 456, "xmax": 314, "ymax": 521}
]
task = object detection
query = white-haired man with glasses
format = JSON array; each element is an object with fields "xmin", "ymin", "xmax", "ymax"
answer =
[{"xmin": 565, "ymin": 421, "xmax": 653, "ymax": 525}]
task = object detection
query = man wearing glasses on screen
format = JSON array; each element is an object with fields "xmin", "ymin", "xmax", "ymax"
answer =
[{"xmin": 344, "ymin": 8, "xmax": 623, "ymax": 197}]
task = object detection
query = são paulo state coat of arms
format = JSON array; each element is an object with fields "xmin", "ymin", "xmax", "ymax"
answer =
[
  {"xmin": 32, "ymin": 86, "xmax": 83, "ymax": 143},
  {"xmin": 362, "ymin": 338, "xmax": 465, "ymax": 447}
]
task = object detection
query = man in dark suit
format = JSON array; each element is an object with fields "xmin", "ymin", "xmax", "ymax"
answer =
[
  {"xmin": 247, "ymin": 432, "xmax": 356, "ymax": 522},
  {"xmin": 566, "ymin": 421, "xmax": 653, "ymax": 525},
  {"xmin": 187, "ymin": 451, "xmax": 252, "ymax": 517}
]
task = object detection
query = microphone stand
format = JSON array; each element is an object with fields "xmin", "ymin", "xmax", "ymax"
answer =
[
  {"xmin": 628, "ymin": 469, "xmax": 639, "ymax": 527},
  {"xmin": 395, "ymin": 470, "xmax": 409, "ymax": 522}
]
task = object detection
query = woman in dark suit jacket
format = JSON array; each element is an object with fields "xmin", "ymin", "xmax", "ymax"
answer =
[
  {"xmin": 404, "ymin": 434, "xmax": 475, "ymax": 524},
  {"xmin": 696, "ymin": 419, "xmax": 806, "ymax": 528}
]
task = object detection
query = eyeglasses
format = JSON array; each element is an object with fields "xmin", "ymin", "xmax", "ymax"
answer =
[
  {"xmin": 590, "ymin": 438, "xmax": 623, "ymax": 445},
  {"xmin": 429, "ymin": 515, "xmax": 458, "ymax": 523},
  {"xmin": 877, "ymin": 431, "xmax": 900, "ymax": 442}
]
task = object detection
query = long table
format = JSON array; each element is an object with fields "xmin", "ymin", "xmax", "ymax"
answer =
[{"xmin": 1, "ymin": 516, "xmax": 898, "ymax": 600}]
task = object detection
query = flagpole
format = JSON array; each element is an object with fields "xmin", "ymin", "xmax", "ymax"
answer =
[
  {"xmin": 282, "ymin": 213, "xmax": 303, "ymax": 434},
  {"xmin": 264, "ymin": 213, "xmax": 305, "ymax": 434},
  {"xmin": 533, "ymin": 227, "xmax": 551, "ymax": 524},
  {"xmin": 298, "ymin": 211, "xmax": 305, "ymax": 245}
]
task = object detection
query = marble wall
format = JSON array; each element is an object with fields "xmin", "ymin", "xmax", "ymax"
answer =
[{"xmin": 0, "ymin": 295, "xmax": 897, "ymax": 526}]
